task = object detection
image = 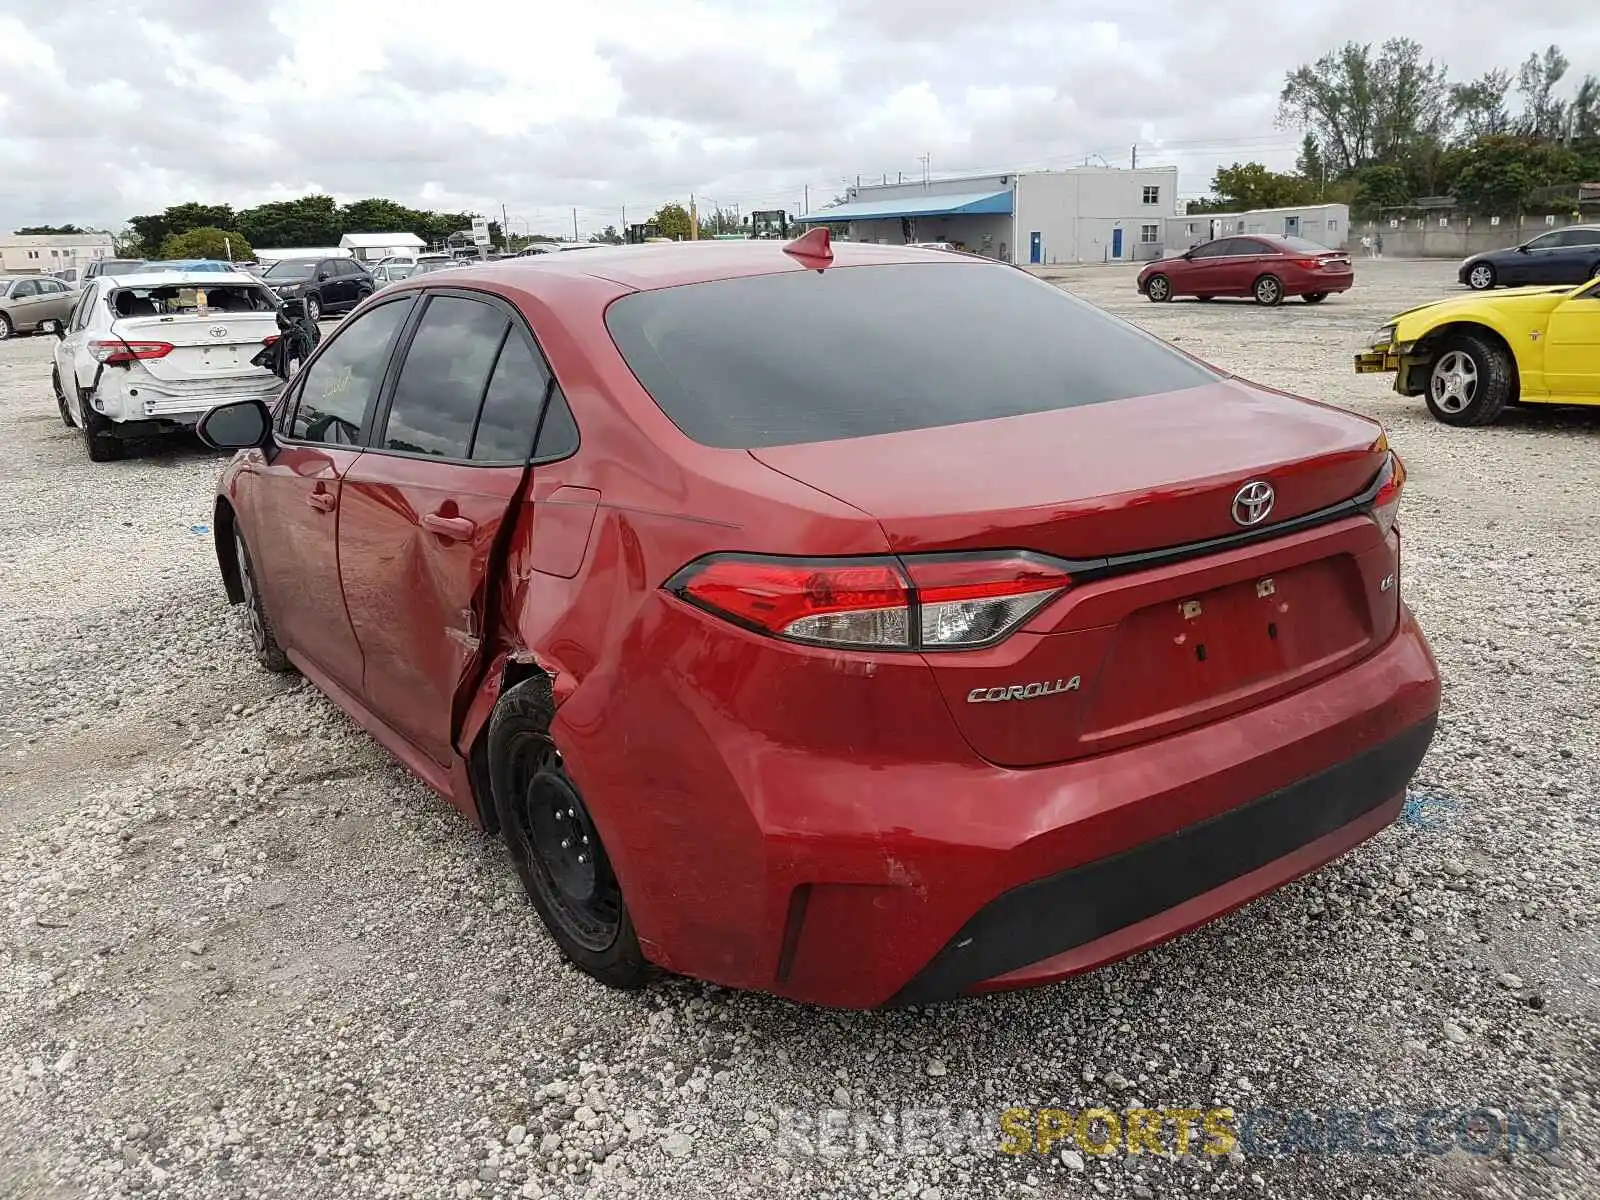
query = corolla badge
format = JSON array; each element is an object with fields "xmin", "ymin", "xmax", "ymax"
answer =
[
  {"xmin": 967, "ymin": 677, "xmax": 1081, "ymax": 703},
  {"xmin": 1231, "ymin": 480, "xmax": 1275, "ymax": 527}
]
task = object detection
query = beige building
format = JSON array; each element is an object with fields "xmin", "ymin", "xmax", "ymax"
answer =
[{"xmin": 0, "ymin": 232, "xmax": 116, "ymax": 275}]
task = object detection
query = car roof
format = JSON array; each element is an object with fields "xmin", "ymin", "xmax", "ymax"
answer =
[
  {"xmin": 430, "ymin": 239, "xmax": 979, "ymax": 294},
  {"xmin": 100, "ymin": 270, "xmax": 264, "ymax": 288}
]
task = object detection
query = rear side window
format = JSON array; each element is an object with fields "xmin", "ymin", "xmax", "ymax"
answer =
[
  {"xmin": 605, "ymin": 262, "xmax": 1218, "ymax": 449},
  {"xmin": 382, "ymin": 295, "xmax": 509, "ymax": 458},
  {"xmin": 471, "ymin": 333, "xmax": 549, "ymax": 462}
]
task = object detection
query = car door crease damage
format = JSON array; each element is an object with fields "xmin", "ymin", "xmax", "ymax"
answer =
[{"xmin": 198, "ymin": 240, "xmax": 1441, "ymax": 1009}]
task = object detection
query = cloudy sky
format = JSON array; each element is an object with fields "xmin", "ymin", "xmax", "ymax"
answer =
[{"xmin": 0, "ymin": 0, "xmax": 1595, "ymax": 239}]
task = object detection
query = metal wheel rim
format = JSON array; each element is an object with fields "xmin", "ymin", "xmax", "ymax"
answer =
[
  {"xmin": 235, "ymin": 533, "xmax": 268, "ymax": 654},
  {"xmin": 1430, "ymin": 350, "xmax": 1478, "ymax": 414},
  {"xmin": 1469, "ymin": 266, "xmax": 1492, "ymax": 289},
  {"xmin": 0, "ymin": 316, "xmax": 11, "ymax": 339},
  {"xmin": 305, "ymin": 297, "xmax": 319, "ymax": 321},
  {"xmin": 503, "ymin": 732, "xmax": 621, "ymax": 952},
  {"xmin": 1148, "ymin": 277, "xmax": 1168, "ymax": 300},
  {"xmin": 1257, "ymin": 278, "xmax": 1280, "ymax": 302}
]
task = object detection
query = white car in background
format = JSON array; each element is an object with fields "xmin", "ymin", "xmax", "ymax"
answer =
[{"xmin": 51, "ymin": 270, "xmax": 285, "ymax": 462}]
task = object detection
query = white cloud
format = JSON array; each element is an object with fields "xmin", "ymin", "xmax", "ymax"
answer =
[{"xmin": 1, "ymin": 0, "xmax": 1597, "ymax": 237}]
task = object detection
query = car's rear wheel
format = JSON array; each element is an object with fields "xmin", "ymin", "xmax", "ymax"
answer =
[
  {"xmin": 81, "ymin": 399, "xmax": 123, "ymax": 462},
  {"xmin": 1144, "ymin": 274, "xmax": 1172, "ymax": 302},
  {"xmin": 488, "ymin": 681, "xmax": 654, "ymax": 990},
  {"xmin": 1423, "ymin": 334, "xmax": 1515, "ymax": 427},
  {"xmin": 51, "ymin": 367, "xmax": 72, "ymax": 426},
  {"xmin": 1466, "ymin": 262, "xmax": 1496, "ymax": 290},
  {"xmin": 234, "ymin": 529, "xmax": 291, "ymax": 672},
  {"xmin": 304, "ymin": 294, "xmax": 321, "ymax": 322},
  {"xmin": 0, "ymin": 313, "xmax": 12, "ymax": 340},
  {"xmin": 1303, "ymin": 292, "xmax": 1328, "ymax": 304},
  {"xmin": 1253, "ymin": 274, "xmax": 1284, "ymax": 306}
]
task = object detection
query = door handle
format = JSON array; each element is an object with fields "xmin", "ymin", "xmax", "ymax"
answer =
[
  {"xmin": 422, "ymin": 512, "xmax": 476, "ymax": 541},
  {"xmin": 307, "ymin": 491, "xmax": 335, "ymax": 512}
]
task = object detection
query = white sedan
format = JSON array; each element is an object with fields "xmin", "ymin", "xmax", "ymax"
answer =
[{"xmin": 51, "ymin": 270, "xmax": 286, "ymax": 462}]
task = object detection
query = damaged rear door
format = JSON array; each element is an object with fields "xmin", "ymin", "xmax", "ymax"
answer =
[{"xmin": 336, "ymin": 291, "xmax": 558, "ymax": 769}]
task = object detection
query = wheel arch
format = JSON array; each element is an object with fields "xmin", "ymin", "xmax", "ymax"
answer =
[
  {"xmin": 1413, "ymin": 320, "xmax": 1520, "ymax": 395},
  {"xmin": 462, "ymin": 656, "xmax": 562, "ymax": 836},
  {"xmin": 213, "ymin": 497, "xmax": 246, "ymax": 604}
]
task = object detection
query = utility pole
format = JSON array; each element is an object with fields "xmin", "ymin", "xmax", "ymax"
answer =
[
  {"xmin": 690, "ymin": 194, "xmax": 698, "ymax": 240},
  {"xmin": 621, "ymin": 204, "xmax": 627, "ymax": 235},
  {"xmin": 502, "ymin": 203, "xmax": 509, "ymax": 249},
  {"xmin": 572, "ymin": 208, "xmax": 579, "ymax": 242},
  {"xmin": 803, "ymin": 184, "xmax": 808, "ymax": 214},
  {"xmin": 1130, "ymin": 145, "xmax": 1138, "ymax": 169},
  {"xmin": 919, "ymin": 153, "xmax": 930, "ymax": 188}
]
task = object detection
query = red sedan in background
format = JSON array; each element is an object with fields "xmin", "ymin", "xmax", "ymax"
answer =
[
  {"xmin": 196, "ymin": 231, "xmax": 1437, "ymax": 1008},
  {"xmin": 1138, "ymin": 235, "xmax": 1355, "ymax": 305}
]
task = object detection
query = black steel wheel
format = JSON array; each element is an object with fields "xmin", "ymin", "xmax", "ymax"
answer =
[{"xmin": 488, "ymin": 681, "xmax": 654, "ymax": 988}]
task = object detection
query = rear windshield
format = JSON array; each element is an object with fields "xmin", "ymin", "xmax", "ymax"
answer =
[
  {"xmin": 1279, "ymin": 236, "xmax": 1335, "ymax": 255},
  {"xmin": 106, "ymin": 283, "xmax": 279, "ymax": 317},
  {"xmin": 604, "ymin": 262, "xmax": 1219, "ymax": 448}
]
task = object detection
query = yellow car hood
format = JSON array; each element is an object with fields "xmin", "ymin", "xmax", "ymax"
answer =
[{"xmin": 1391, "ymin": 285, "xmax": 1575, "ymax": 324}]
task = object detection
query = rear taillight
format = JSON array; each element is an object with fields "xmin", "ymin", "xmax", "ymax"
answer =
[
  {"xmin": 1369, "ymin": 452, "xmax": 1405, "ymax": 535},
  {"xmin": 262, "ymin": 334, "xmax": 280, "ymax": 346},
  {"xmin": 666, "ymin": 552, "xmax": 1070, "ymax": 651},
  {"xmin": 90, "ymin": 340, "xmax": 173, "ymax": 366}
]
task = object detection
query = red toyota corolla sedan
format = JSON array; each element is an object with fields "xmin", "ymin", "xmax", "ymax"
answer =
[
  {"xmin": 1137, "ymin": 235, "xmax": 1355, "ymax": 305},
  {"xmin": 196, "ymin": 231, "xmax": 1439, "ymax": 1009}
]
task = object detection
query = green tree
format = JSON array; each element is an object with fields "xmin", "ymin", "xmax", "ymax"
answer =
[
  {"xmin": 591, "ymin": 225, "xmax": 623, "ymax": 245},
  {"xmin": 340, "ymin": 197, "xmax": 421, "ymax": 234},
  {"xmin": 163, "ymin": 202, "xmax": 235, "ymax": 237},
  {"xmin": 1515, "ymin": 46, "xmax": 1568, "ymax": 141},
  {"xmin": 236, "ymin": 195, "xmax": 341, "ymax": 249},
  {"xmin": 160, "ymin": 226, "xmax": 255, "ymax": 261},
  {"xmin": 1450, "ymin": 69, "xmax": 1513, "ymax": 141},
  {"xmin": 14, "ymin": 224, "xmax": 84, "ymax": 235},
  {"xmin": 1210, "ymin": 162, "xmax": 1316, "ymax": 209},
  {"xmin": 1279, "ymin": 39, "xmax": 1448, "ymax": 176},
  {"xmin": 650, "ymin": 202, "xmax": 693, "ymax": 240},
  {"xmin": 1353, "ymin": 164, "xmax": 1411, "ymax": 212}
]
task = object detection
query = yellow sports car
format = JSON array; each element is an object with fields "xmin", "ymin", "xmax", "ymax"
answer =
[{"xmin": 1354, "ymin": 277, "xmax": 1600, "ymax": 426}]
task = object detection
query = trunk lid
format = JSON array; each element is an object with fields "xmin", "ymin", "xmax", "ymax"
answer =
[
  {"xmin": 749, "ymin": 380, "xmax": 1384, "ymax": 559},
  {"xmin": 112, "ymin": 313, "xmax": 279, "ymax": 382},
  {"xmin": 752, "ymin": 381, "xmax": 1398, "ymax": 767}
]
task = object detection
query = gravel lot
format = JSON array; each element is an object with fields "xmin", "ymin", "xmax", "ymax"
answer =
[{"xmin": 2, "ymin": 259, "xmax": 1597, "ymax": 1200}]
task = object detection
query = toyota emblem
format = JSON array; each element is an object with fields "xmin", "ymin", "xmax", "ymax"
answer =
[
  {"xmin": 208, "ymin": 325, "xmax": 228, "ymax": 338},
  {"xmin": 1231, "ymin": 480, "xmax": 1275, "ymax": 527}
]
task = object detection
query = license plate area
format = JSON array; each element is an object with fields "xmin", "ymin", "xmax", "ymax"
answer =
[{"xmin": 1080, "ymin": 556, "xmax": 1371, "ymax": 742}]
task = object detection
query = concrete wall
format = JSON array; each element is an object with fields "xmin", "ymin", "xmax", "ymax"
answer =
[
  {"xmin": 0, "ymin": 233, "xmax": 115, "ymax": 274},
  {"xmin": 1349, "ymin": 213, "xmax": 1596, "ymax": 259},
  {"xmin": 847, "ymin": 214, "xmax": 1014, "ymax": 258},
  {"xmin": 1013, "ymin": 167, "xmax": 1177, "ymax": 264}
]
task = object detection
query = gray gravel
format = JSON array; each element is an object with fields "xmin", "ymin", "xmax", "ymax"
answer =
[{"xmin": 2, "ymin": 259, "xmax": 1597, "ymax": 1200}]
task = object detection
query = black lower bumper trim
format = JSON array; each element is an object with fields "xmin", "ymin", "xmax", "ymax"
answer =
[{"xmin": 890, "ymin": 715, "xmax": 1437, "ymax": 1006}]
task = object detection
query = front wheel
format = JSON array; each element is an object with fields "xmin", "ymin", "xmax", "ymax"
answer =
[
  {"xmin": 1423, "ymin": 334, "xmax": 1515, "ymax": 427},
  {"xmin": 0, "ymin": 313, "xmax": 12, "ymax": 340},
  {"xmin": 234, "ymin": 529, "xmax": 292, "ymax": 671},
  {"xmin": 1143, "ymin": 273, "xmax": 1172, "ymax": 302},
  {"xmin": 1303, "ymin": 292, "xmax": 1328, "ymax": 304},
  {"xmin": 304, "ymin": 294, "xmax": 321, "ymax": 323},
  {"xmin": 1466, "ymin": 262, "xmax": 1496, "ymax": 290},
  {"xmin": 488, "ymin": 682, "xmax": 655, "ymax": 990},
  {"xmin": 1253, "ymin": 274, "xmax": 1284, "ymax": 306}
]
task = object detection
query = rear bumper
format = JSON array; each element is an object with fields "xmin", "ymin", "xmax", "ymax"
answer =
[
  {"xmin": 578, "ymin": 603, "xmax": 1441, "ymax": 1008},
  {"xmin": 100, "ymin": 375, "xmax": 279, "ymax": 427}
]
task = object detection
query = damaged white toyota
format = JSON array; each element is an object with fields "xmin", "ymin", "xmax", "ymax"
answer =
[{"xmin": 50, "ymin": 269, "xmax": 287, "ymax": 461}]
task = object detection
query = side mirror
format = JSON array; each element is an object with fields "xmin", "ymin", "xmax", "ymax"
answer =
[
  {"xmin": 1181, "ymin": 250, "xmax": 1194, "ymax": 259},
  {"xmin": 196, "ymin": 398, "xmax": 272, "ymax": 452},
  {"xmin": 317, "ymin": 271, "xmax": 330, "ymax": 281},
  {"xmin": 54, "ymin": 323, "xmax": 66, "ymax": 340},
  {"xmin": 1516, "ymin": 244, "xmax": 1530, "ymax": 253}
]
